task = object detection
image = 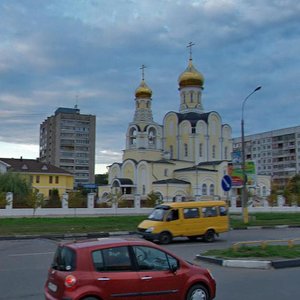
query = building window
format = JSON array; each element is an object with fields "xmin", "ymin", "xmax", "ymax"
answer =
[
  {"xmin": 164, "ymin": 169, "xmax": 168, "ymax": 176},
  {"xmin": 209, "ymin": 184, "xmax": 215, "ymax": 196},
  {"xmin": 190, "ymin": 92, "xmax": 194, "ymax": 103},
  {"xmin": 212, "ymin": 145, "xmax": 216, "ymax": 159},
  {"xmin": 36, "ymin": 176, "xmax": 40, "ymax": 184},
  {"xmin": 199, "ymin": 143, "xmax": 203, "ymax": 157},
  {"xmin": 49, "ymin": 176, "xmax": 53, "ymax": 184},
  {"xmin": 142, "ymin": 185, "xmax": 146, "ymax": 195},
  {"xmin": 262, "ymin": 186, "xmax": 267, "ymax": 196},
  {"xmin": 55, "ymin": 176, "xmax": 59, "ymax": 184},
  {"xmin": 148, "ymin": 128, "xmax": 156, "ymax": 146},
  {"xmin": 184, "ymin": 143, "xmax": 188, "ymax": 157},
  {"xmin": 202, "ymin": 184, "xmax": 207, "ymax": 195}
]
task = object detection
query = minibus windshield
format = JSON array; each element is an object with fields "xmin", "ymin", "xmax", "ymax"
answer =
[{"xmin": 147, "ymin": 206, "xmax": 170, "ymax": 221}]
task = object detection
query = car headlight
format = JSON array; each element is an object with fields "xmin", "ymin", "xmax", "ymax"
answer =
[
  {"xmin": 207, "ymin": 268, "xmax": 215, "ymax": 280},
  {"xmin": 145, "ymin": 227, "xmax": 154, "ymax": 233}
]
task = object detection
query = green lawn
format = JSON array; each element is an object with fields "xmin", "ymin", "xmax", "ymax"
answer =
[
  {"xmin": 0, "ymin": 215, "xmax": 146, "ymax": 235},
  {"xmin": 230, "ymin": 212, "xmax": 300, "ymax": 228},
  {"xmin": 0, "ymin": 212, "xmax": 300, "ymax": 236},
  {"xmin": 203, "ymin": 245, "xmax": 300, "ymax": 259}
]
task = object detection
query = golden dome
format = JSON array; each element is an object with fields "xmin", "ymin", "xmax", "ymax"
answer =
[
  {"xmin": 135, "ymin": 80, "xmax": 152, "ymax": 98},
  {"xmin": 178, "ymin": 59, "xmax": 204, "ymax": 88}
]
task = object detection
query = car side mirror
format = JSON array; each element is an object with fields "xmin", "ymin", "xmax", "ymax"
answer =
[{"xmin": 170, "ymin": 264, "xmax": 178, "ymax": 273}]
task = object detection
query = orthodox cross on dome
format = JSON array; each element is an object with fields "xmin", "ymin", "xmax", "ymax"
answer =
[
  {"xmin": 187, "ymin": 41, "xmax": 195, "ymax": 60},
  {"xmin": 140, "ymin": 64, "xmax": 147, "ymax": 80}
]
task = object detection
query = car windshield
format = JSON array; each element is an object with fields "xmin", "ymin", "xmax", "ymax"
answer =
[
  {"xmin": 51, "ymin": 246, "xmax": 76, "ymax": 272},
  {"xmin": 147, "ymin": 206, "xmax": 170, "ymax": 221}
]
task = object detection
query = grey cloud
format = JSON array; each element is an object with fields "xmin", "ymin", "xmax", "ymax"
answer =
[{"xmin": 0, "ymin": 0, "xmax": 299, "ymax": 168}]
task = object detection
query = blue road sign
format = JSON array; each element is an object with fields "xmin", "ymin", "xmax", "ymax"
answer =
[{"xmin": 222, "ymin": 175, "xmax": 232, "ymax": 192}]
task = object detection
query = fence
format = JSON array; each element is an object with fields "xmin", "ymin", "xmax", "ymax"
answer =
[{"xmin": 1, "ymin": 192, "xmax": 300, "ymax": 217}]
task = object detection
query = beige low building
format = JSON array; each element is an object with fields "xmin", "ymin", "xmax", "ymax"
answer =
[{"xmin": 99, "ymin": 52, "xmax": 270, "ymax": 205}]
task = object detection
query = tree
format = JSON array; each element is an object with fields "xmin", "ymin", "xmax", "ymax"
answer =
[
  {"xmin": 0, "ymin": 172, "xmax": 31, "ymax": 195},
  {"xmin": 0, "ymin": 172, "xmax": 32, "ymax": 207},
  {"xmin": 68, "ymin": 190, "xmax": 87, "ymax": 208},
  {"xmin": 146, "ymin": 191, "xmax": 162, "ymax": 207},
  {"xmin": 285, "ymin": 174, "xmax": 300, "ymax": 206},
  {"xmin": 25, "ymin": 189, "xmax": 44, "ymax": 216},
  {"xmin": 106, "ymin": 190, "xmax": 123, "ymax": 212},
  {"xmin": 268, "ymin": 181, "xmax": 280, "ymax": 207},
  {"xmin": 95, "ymin": 173, "xmax": 108, "ymax": 185},
  {"xmin": 46, "ymin": 188, "xmax": 61, "ymax": 208},
  {"xmin": 0, "ymin": 191, "xmax": 7, "ymax": 208}
]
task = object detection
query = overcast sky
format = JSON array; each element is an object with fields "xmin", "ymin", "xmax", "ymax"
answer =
[{"xmin": 0, "ymin": 0, "xmax": 299, "ymax": 173}]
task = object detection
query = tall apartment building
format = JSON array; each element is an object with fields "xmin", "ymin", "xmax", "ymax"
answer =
[
  {"xmin": 40, "ymin": 107, "xmax": 96, "ymax": 187},
  {"xmin": 232, "ymin": 126, "xmax": 300, "ymax": 189}
]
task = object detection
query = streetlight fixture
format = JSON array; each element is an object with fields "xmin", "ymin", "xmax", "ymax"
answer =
[{"xmin": 241, "ymin": 86, "xmax": 262, "ymax": 223}]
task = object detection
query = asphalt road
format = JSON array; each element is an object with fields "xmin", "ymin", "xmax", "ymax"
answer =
[{"xmin": 0, "ymin": 228, "xmax": 299, "ymax": 299}]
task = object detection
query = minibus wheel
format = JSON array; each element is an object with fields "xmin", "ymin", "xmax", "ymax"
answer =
[
  {"xmin": 158, "ymin": 231, "xmax": 172, "ymax": 244},
  {"xmin": 204, "ymin": 230, "xmax": 215, "ymax": 242}
]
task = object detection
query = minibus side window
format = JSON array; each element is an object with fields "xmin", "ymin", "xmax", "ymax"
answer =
[
  {"xmin": 219, "ymin": 206, "xmax": 228, "ymax": 216},
  {"xmin": 202, "ymin": 206, "xmax": 217, "ymax": 217},
  {"xmin": 183, "ymin": 208, "xmax": 199, "ymax": 219},
  {"xmin": 166, "ymin": 209, "xmax": 179, "ymax": 221}
]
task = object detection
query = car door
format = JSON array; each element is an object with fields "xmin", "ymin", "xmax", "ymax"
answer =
[
  {"xmin": 132, "ymin": 245, "xmax": 185, "ymax": 300},
  {"xmin": 92, "ymin": 246, "xmax": 141, "ymax": 300}
]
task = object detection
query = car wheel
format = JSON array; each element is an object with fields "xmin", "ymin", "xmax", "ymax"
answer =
[
  {"xmin": 204, "ymin": 230, "xmax": 215, "ymax": 243},
  {"xmin": 158, "ymin": 231, "xmax": 172, "ymax": 244},
  {"xmin": 186, "ymin": 284, "xmax": 209, "ymax": 300}
]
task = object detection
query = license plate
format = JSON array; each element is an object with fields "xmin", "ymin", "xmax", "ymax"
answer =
[{"xmin": 48, "ymin": 282, "xmax": 57, "ymax": 293}]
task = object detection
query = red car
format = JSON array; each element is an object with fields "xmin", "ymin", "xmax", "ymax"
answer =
[{"xmin": 44, "ymin": 237, "xmax": 216, "ymax": 300}]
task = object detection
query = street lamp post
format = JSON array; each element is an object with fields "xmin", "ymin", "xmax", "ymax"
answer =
[{"xmin": 241, "ymin": 86, "xmax": 261, "ymax": 223}]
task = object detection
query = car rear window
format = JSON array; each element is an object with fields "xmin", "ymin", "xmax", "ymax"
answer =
[
  {"xmin": 92, "ymin": 246, "xmax": 133, "ymax": 272},
  {"xmin": 51, "ymin": 246, "xmax": 76, "ymax": 272}
]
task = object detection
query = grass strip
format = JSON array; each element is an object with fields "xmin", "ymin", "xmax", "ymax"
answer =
[
  {"xmin": 0, "ymin": 215, "xmax": 146, "ymax": 235},
  {"xmin": 203, "ymin": 245, "xmax": 300, "ymax": 259}
]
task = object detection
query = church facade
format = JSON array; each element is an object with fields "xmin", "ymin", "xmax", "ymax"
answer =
[{"xmin": 99, "ymin": 54, "xmax": 236, "ymax": 203}]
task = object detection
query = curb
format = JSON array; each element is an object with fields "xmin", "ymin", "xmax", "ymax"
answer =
[
  {"xmin": 195, "ymin": 254, "xmax": 300, "ymax": 269},
  {"xmin": 232, "ymin": 225, "xmax": 300, "ymax": 230},
  {"xmin": 0, "ymin": 231, "xmax": 131, "ymax": 241}
]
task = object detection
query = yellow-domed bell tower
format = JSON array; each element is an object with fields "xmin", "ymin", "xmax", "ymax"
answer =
[
  {"xmin": 178, "ymin": 42, "xmax": 204, "ymax": 113},
  {"xmin": 123, "ymin": 65, "xmax": 163, "ymax": 161}
]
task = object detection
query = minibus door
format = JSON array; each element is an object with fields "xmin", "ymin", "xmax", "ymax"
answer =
[{"xmin": 165, "ymin": 209, "xmax": 183, "ymax": 236}]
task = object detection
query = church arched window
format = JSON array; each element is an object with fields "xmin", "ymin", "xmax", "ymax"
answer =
[
  {"xmin": 170, "ymin": 145, "xmax": 174, "ymax": 159},
  {"xmin": 190, "ymin": 92, "xmax": 194, "ymax": 103},
  {"xmin": 129, "ymin": 127, "xmax": 137, "ymax": 146},
  {"xmin": 184, "ymin": 143, "xmax": 188, "ymax": 157},
  {"xmin": 262, "ymin": 186, "xmax": 267, "ymax": 196},
  {"xmin": 224, "ymin": 146, "xmax": 228, "ymax": 160},
  {"xmin": 199, "ymin": 143, "xmax": 203, "ymax": 157},
  {"xmin": 148, "ymin": 128, "xmax": 156, "ymax": 146},
  {"xmin": 209, "ymin": 184, "xmax": 215, "ymax": 196},
  {"xmin": 202, "ymin": 183, "xmax": 207, "ymax": 195},
  {"xmin": 212, "ymin": 145, "xmax": 216, "ymax": 159}
]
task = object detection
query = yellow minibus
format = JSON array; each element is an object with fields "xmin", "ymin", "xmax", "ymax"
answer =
[{"xmin": 137, "ymin": 200, "xmax": 229, "ymax": 244}]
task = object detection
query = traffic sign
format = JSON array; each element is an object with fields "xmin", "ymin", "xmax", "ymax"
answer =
[{"xmin": 222, "ymin": 175, "xmax": 232, "ymax": 192}]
